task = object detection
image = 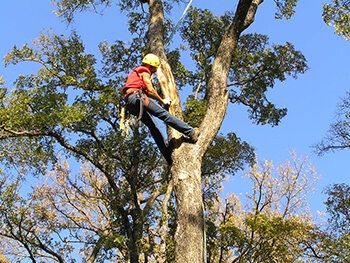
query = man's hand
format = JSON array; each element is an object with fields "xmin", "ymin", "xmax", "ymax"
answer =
[{"xmin": 163, "ymin": 98, "xmax": 172, "ymax": 106}]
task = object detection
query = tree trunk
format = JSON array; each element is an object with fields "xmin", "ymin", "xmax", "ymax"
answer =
[
  {"xmin": 0, "ymin": 254, "xmax": 11, "ymax": 263},
  {"xmin": 172, "ymin": 150, "xmax": 204, "ymax": 263}
]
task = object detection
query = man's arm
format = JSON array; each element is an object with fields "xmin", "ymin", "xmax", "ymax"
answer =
[{"xmin": 141, "ymin": 72, "xmax": 170, "ymax": 105}]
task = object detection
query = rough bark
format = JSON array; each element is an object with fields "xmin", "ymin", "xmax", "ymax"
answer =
[
  {"xmin": 0, "ymin": 254, "xmax": 11, "ymax": 263},
  {"xmin": 172, "ymin": 154, "xmax": 204, "ymax": 263},
  {"xmin": 149, "ymin": 0, "xmax": 186, "ymax": 137}
]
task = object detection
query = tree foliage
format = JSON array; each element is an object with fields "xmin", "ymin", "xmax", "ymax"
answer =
[
  {"xmin": 325, "ymin": 183, "xmax": 350, "ymax": 232},
  {"xmin": 317, "ymin": 183, "xmax": 350, "ymax": 263},
  {"xmin": 0, "ymin": 157, "xmax": 170, "ymax": 262},
  {"xmin": 206, "ymin": 152, "xmax": 325, "ymax": 262},
  {"xmin": 314, "ymin": 91, "xmax": 350, "ymax": 155},
  {"xmin": 1, "ymin": 151, "xmax": 336, "ymax": 263},
  {"xmin": 323, "ymin": 0, "xmax": 350, "ymax": 40},
  {"xmin": 180, "ymin": 7, "xmax": 308, "ymax": 126}
]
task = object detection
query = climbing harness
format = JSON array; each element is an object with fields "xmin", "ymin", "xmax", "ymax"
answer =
[
  {"xmin": 119, "ymin": 88, "xmax": 150, "ymax": 136},
  {"xmin": 121, "ymin": 65, "xmax": 153, "ymax": 127},
  {"xmin": 119, "ymin": 101, "xmax": 131, "ymax": 137}
]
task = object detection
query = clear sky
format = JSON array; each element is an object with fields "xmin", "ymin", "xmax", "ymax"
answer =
[{"xmin": 1, "ymin": 0, "xmax": 349, "ymax": 219}]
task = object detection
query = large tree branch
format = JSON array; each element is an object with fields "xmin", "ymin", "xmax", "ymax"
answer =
[
  {"xmin": 199, "ymin": 0, "xmax": 263, "ymax": 157},
  {"xmin": 148, "ymin": 0, "xmax": 165, "ymax": 57},
  {"xmin": 0, "ymin": 127, "xmax": 120, "ymax": 195},
  {"xmin": 86, "ymin": 228, "xmax": 113, "ymax": 263},
  {"xmin": 148, "ymin": 0, "xmax": 185, "ymax": 139}
]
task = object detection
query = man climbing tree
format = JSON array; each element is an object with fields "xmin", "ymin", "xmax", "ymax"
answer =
[{"xmin": 122, "ymin": 53, "xmax": 199, "ymax": 165}]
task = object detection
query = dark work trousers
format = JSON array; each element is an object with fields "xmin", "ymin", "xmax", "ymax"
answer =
[{"xmin": 124, "ymin": 92, "xmax": 195, "ymax": 164}]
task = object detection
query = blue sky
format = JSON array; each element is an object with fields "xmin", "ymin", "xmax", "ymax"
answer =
[{"xmin": 1, "ymin": 0, "xmax": 349, "ymax": 218}]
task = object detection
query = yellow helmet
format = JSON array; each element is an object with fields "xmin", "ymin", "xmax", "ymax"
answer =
[{"xmin": 142, "ymin": 53, "xmax": 160, "ymax": 68}]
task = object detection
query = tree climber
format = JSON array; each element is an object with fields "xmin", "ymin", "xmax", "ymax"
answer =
[{"xmin": 122, "ymin": 53, "xmax": 199, "ymax": 165}]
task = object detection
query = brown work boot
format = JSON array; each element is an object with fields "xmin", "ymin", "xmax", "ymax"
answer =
[{"xmin": 188, "ymin": 128, "xmax": 200, "ymax": 143}]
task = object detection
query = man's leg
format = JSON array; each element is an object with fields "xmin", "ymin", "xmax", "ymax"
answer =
[
  {"xmin": 146, "ymin": 98, "xmax": 195, "ymax": 137},
  {"xmin": 125, "ymin": 94, "xmax": 172, "ymax": 164},
  {"xmin": 140, "ymin": 112, "xmax": 172, "ymax": 164}
]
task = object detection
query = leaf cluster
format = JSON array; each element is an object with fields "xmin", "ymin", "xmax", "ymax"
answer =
[
  {"xmin": 51, "ymin": 0, "xmax": 113, "ymax": 23},
  {"xmin": 178, "ymin": 7, "xmax": 308, "ymax": 126},
  {"xmin": 323, "ymin": 0, "xmax": 350, "ymax": 40},
  {"xmin": 0, "ymin": 173, "xmax": 74, "ymax": 262},
  {"xmin": 324, "ymin": 183, "xmax": 350, "ymax": 233},
  {"xmin": 1, "ymin": 32, "xmax": 123, "ymax": 168},
  {"xmin": 230, "ymin": 34, "xmax": 308, "ymax": 126},
  {"xmin": 274, "ymin": 0, "xmax": 298, "ymax": 19}
]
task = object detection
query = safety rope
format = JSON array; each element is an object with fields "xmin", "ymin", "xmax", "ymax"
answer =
[
  {"xmin": 203, "ymin": 202, "xmax": 207, "ymax": 263},
  {"xmin": 166, "ymin": 0, "xmax": 194, "ymax": 46},
  {"xmin": 136, "ymin": 90, "xmax": 144, "ymax": 122}
]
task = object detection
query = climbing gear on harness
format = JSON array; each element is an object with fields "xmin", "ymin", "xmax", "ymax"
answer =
[
  {"xmin": 119, "ymin": 103, "xmax": 131, "ymax": 137},
  {"xmin": 142, "ymin": 53, "xmax": 160, "ymax": 68},
  {"xmin": 122, "ymin": 89, "xmax": 150, "ymax": 124},
  {"xmin": 135, "ymin": 89, "xmax": 149, "ymax": 121},
  {"xmin": 123, "ymin": 88, "xmax": 150, "ymax": 108},
  {"xmin": 119, "ymin": 106, "xmax": 126, "ymax": 131}
]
